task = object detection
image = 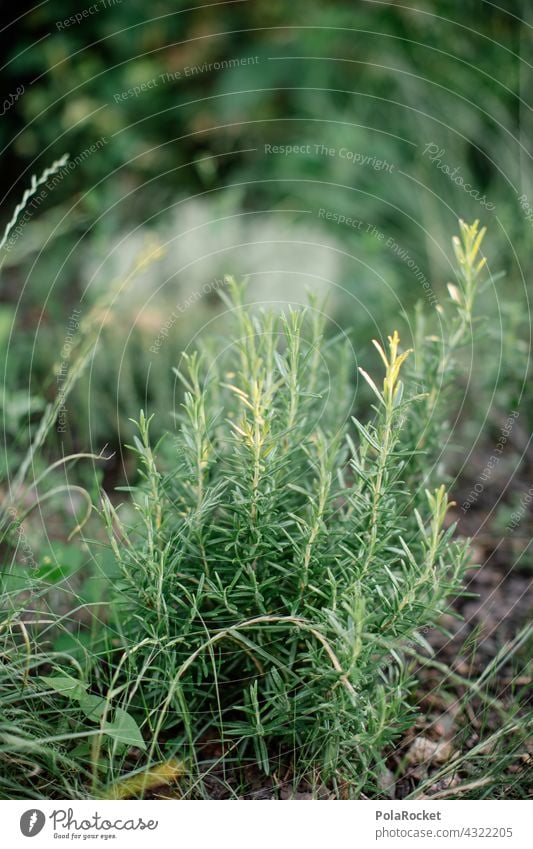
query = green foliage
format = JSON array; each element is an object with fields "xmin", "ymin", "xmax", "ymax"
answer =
[
  {"xmin": 0, "ymin": 220, "xmax": 529, "ymax": 800},
  {"xmin": 2, "ymin": 2, "xmax": 529, "ymax": 457},
  {"xmin": 99, "ymin": 224, "xmax": 484, "ymax": 793}
]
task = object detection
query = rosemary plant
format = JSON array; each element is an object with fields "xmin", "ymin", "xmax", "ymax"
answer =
[{"xmin": 100, "ymin": 222, "xmax": 487, "ymax": 795}]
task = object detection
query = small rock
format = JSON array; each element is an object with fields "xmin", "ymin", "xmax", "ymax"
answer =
[
  {"xmin": 377, "ymin": 766, "xmax": 396, "ymax": 799},
  {"xmin": 407, "ymin": 736, "xmax": 453, "ymax": 766},
  {"xmin": 434, "ymin": 741, "xmax": 454, "ymax": 764},
  {"xmin": 429, "ymin": 775, "xmax": 461, "ymax": 794}
]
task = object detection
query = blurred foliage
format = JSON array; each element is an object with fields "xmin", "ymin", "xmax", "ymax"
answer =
[{"xmin": 0, "ymin": 0, "xmax": 531, "ymax": 472}]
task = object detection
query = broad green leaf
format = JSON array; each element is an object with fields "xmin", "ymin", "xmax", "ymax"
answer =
[
  {"xmin": 103, "ymin": 708, "xmax": 146, "ymax": 750},
  {"xmin": 41, "ymin": 675, "xmax": 87, "ymax": 701},
  {"xmin": 79, "ymin": 693, "xmax": 107, "ymax": 720},
  {"xmin": 35, "ymin": 561, "xmax": 71, "ymax": 584}
]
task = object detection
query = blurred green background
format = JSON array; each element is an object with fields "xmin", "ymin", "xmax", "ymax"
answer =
[{"xmin": 0, "ymin": 0, "xmax": 531, "ymax": 486}]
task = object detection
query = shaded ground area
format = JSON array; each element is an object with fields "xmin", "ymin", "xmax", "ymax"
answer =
[{"xmin": 385, "ymin": 469, "xmax": 532, "ymax": 801}]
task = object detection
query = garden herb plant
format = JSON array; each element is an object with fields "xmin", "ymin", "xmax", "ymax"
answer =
[
  {"xmin": 94, "ymin": 221, "xmax": 486, "ymax": 797},
  {"xmin": 1, "ymin": 221, "xmax": 501, "ymax": 800}
]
